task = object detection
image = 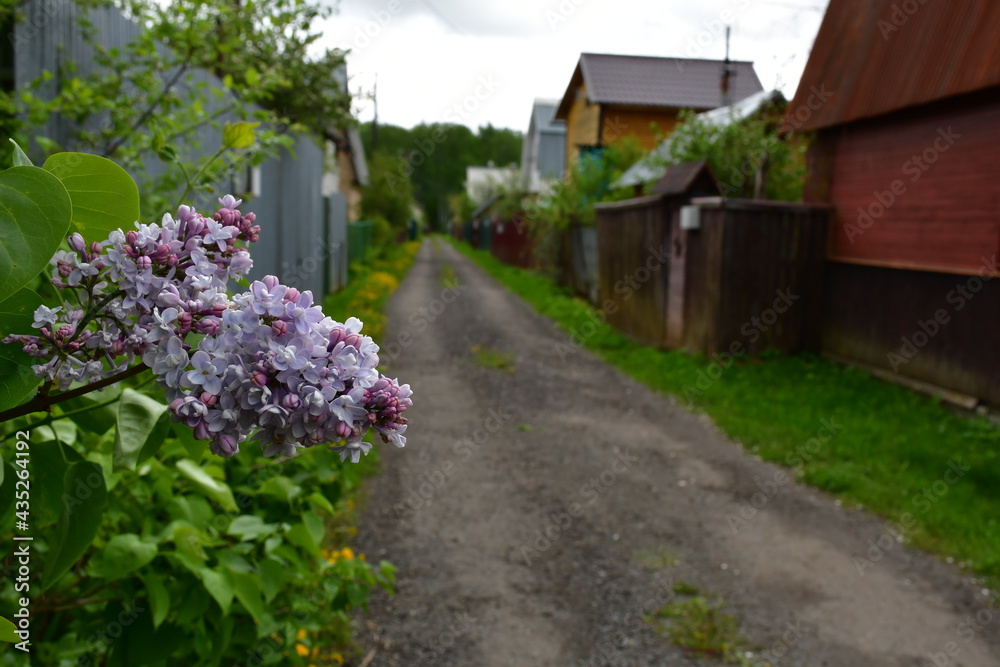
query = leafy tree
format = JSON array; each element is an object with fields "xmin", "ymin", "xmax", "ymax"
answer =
[
  {"xmin": 651, "ymin": 108, "xmax": 806, "ymax": 201},
  {"xmin": 361, "ymin": 122, "xmax": 522, "ymax": 229},
  {"xmin": 360, "ymin": 150, "xmax": 416, "ymax": 235},
  {"xmin": 2, "ymin": 0, "xmax": 351, "ymax": 216}
]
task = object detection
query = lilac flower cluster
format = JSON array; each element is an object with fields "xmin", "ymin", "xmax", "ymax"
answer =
[{"xmin": 3, "ymin": 196, "xmax": 411, "ymax": 461}]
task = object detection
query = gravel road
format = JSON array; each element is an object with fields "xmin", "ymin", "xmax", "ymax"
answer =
[{"xmin": 351, "ymin": 239, "xmax": 1000, "ymax": 667}]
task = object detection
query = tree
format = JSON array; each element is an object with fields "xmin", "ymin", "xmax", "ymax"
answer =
[
  {"xmin": 652, "ymin": 108, "xmax": 806, "ymax": 201},
  {"xmin": 360, "ymin": 122, "xmax": 522, "ymax": 230},
  {"xmin": 360, "ymin": 150, "xmax": 416, "ymax": 235}
]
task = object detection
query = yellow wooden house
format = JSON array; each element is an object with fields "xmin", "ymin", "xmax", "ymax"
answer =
[{"xmin": 554, "ymin": 53, "xmax": 763, "ymax": 167}]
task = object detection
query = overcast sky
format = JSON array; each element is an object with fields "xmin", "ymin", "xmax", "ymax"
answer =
[{"xmin": 317, "ymin": 0, "xmax": 829, "ymax": 133}]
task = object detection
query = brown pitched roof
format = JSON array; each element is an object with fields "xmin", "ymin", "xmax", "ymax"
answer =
[
  {"xmin": 649, "ymin": 160, "xmax": 719, "ymax": 196},
  {"xmin": 787, "ymin": 0, "xmax": 1000, "ymax": 132},
  {"xmin": 554, "ymin": 53, "xmax": 763, "ymax": 120}
]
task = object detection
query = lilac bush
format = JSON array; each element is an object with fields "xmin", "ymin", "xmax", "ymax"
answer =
[{"xmin": 3, "ymin": 196, "xmax": 411, "ymax": 461}]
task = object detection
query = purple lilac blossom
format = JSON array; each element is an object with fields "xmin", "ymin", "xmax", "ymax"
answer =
[{"xmin": 2, "ymin": 196, "xmax": 411, "ymax": 461}]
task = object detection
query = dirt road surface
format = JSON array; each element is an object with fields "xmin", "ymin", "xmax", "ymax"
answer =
[{"xmin": 352, "ymin": 240, "xmax": 1000, "ymax": 666}]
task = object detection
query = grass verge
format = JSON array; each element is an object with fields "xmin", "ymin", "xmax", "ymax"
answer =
[
  {"xmin": 447, "ymin": 237, "xmax": 1000, "ymax": 586},
  {"xmin": 319, "ymin": 239, "xmax": 421, "ymax": 661}
]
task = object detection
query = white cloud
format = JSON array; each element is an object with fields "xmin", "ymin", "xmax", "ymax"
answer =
[{"xmin": 318, "ymin": 0, "xmax": 829, "ymax": 132}]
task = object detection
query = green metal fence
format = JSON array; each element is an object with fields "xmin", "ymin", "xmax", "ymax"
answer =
[{"xmin": 348, "ymin": 220, "xmax": 374, "ymax": 264}]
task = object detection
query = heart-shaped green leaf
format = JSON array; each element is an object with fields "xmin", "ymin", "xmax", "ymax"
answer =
[
  {"xmin": 176, "ymin": 459, "xmax": 238, "ymax": 512},
  {"xmin": 222, "ymin": 121, "xmax": 260, "ymax": 149},
  {"xmin": 114, "ymin": 388, "xmax": 169, "ymax": 471},
  {"xmin": 102, "ymin": 533, "xmax": 158, "ymax": 580},
  {"xmin": 0, "ymin": 166, "xmax": 72, "ymax": 297},
  {"xmin": 0, "ymin": 288, "xmax": 44, "ymax": 413},
  {"xmin": 42, "ymin": 152, "xmax": 139, "ymax": 242},
  {"xmin": 43, "ymin": 461, "xmax": 107, "ymax": 590}
]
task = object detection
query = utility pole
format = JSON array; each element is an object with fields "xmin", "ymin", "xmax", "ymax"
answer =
[
  {"xmin": 371, "ymin": 75, "xmax": 379, "ymax": 152},
  {"xmin": 721, "ymin": 25, "xmax": 733, "ymax": 107}
]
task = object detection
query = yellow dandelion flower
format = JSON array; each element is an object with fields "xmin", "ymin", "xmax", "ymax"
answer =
[
  {"xmin": 341, "ymin": 547, "xmax": 354, "ymax": 560},
  {"xmin": 295, "ymin": 644, "xmax": 309, "ymax": 657},
  {"xmin": 297, "ymin": 629, "xmax": 308, "ymax": 640}
]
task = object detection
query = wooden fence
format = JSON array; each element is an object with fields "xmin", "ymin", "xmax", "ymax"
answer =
[{"xmin": 595, "ymin": 195, "xmax": 830, "ymax": 356}]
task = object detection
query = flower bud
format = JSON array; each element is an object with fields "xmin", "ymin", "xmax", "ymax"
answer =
[
  {"xmin": 271, "ymin": 321, "xmax": 288, "ymax": 337},
  {"xmin": 68, "ymin": 233, "xmax": 86, "ymax": 254},
  {"xmin": 193, "ymin": 421, "xmax": 211, "ymax": 441},
  {"xmin": 125, "ymin": 230, "xmax": 138, "ymax": 245},
  {"xmin": 212, "ymin": 434, "xmax": 239, "ymax": 458},
  {"xmin": 285, "ymin": 287, "xmax": 300, "ymax": 303},
  {"xmin": 200, "ymin": 392, "xmax": 217, "ymax": 407}
]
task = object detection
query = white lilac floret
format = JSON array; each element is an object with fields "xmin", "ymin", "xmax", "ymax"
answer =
[{"xmin": 3, "ymin": 196, "xmax": 411, "ymax": 461}]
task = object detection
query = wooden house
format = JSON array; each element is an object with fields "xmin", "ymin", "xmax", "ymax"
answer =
[
  {"xmin": 789, "ymin": 0, "xmax": 1000, "ymax": 405},
  {"xmin": 553, "ymin": 53, "xmax": 763, "ymax": 168}
]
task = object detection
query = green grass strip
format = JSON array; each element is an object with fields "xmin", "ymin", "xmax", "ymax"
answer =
[{"xmin": 447, "ymin": 237, "xmax": 1000, "ymax": 585}]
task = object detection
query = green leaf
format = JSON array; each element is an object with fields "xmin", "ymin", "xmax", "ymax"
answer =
[
  {"xmin": 114, "ymin": 388, "xmax": 169, "ymax": 471},
  {"xmin": 0, "ymin": 616, "xmax": 17, "ymax": 643},
  {"xmin": 0, "ymin": 165, "xmax": 72, "ymax": 303},
  {"xmin": 226, "ymin": 515, "xmax": 277, "ymax": 541},
  {"xmin": 41, "ymin": 152, "xmax": 140, "ymax": 241},
  {"xmin": 0, "ymin": 289, "xmax": 42, "ymax": 411},
  {"xmin": 257, "ymin": 559, "xmax": 285, "ymax": 603},
  {"xmin": 142, "ymin": 571, "xmax": 170, "ymax": 628},
  {"xmin": 34, "ymin": 420, "xmax": 78, "ymax": 446},
  {"xmin": 102, "ymin": 534, "xmax": 158, "ymax": 580},
  {"xmin": 9, "ymin": 139, "xmax": 32, "ymax": 167},
  {"xmin": 43, "ymin": 461, "xmax": 107, "ymax": 590},
  {"xmin": 30, "ymin": 440, "xmax": 82, "ymax": 527},
  {"xmin": 230, "ymin": 570, "xmax": 267, "ymax": 631},
  {"xmin": 222, "ymin": 121, "xmax": 260, "ymax": 149},
  {"xmin": 258, "ymin": 475, "xmax": 301, "ymax": 503},
  {"xmin": 245, "ymin": 68, "xmax": 260, "ymax": 87},
  {"xmin": 307, "ymin": 491, "xmax": 334, "ymax": 514},
  {"xmin": 176, "ymin": 459, "xmax": 237, "ymax": 512},
  {"xmin": 199, "ymin": 567, "xmax": 234, "ymax": 615}
]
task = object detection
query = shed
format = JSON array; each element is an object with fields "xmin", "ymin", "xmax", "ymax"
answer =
[{"xmin": 788, "ymin": 0, "xmax": 1000, "ymax": 405}]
